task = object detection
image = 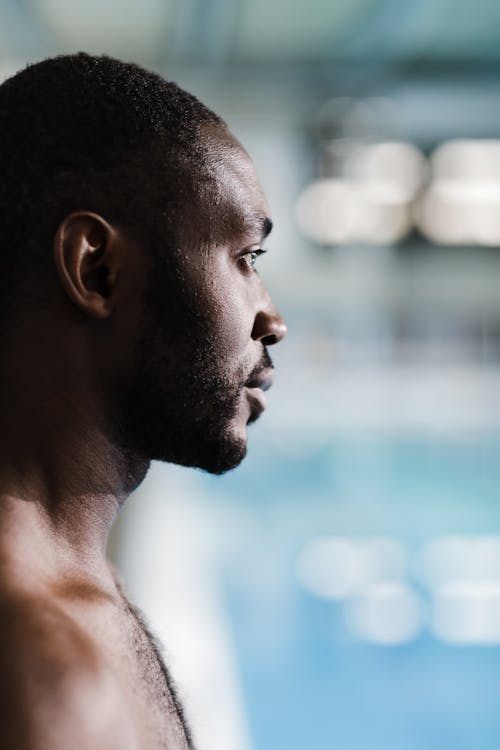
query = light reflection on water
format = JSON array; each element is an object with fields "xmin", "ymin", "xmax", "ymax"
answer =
[{"xmin": 198, "ymin": 434, "xmax": 500, "ymax": 750}]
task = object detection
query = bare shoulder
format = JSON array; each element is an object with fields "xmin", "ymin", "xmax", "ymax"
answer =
[{"xmin": 0, "ymin": 590, "xmax": 137, "ymax": 750}]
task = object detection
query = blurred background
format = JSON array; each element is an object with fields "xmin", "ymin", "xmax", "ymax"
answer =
[{"xmin": 3, "ymin": 1, "xmax": 500, "ymax": 748}]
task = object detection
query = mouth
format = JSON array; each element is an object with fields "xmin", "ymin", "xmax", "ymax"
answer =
[
  {"xmin": 245, "ymin": 368, "xmax": 275, "ymax": 421},
  {"xmin": 245, "ymin": 367, "xmax": 275, "ymax": 392}
]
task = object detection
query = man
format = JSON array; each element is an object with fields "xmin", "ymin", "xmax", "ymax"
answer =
[{"xmin": 0, "ymin": 54, "xmax": 286, "ymax": 749}]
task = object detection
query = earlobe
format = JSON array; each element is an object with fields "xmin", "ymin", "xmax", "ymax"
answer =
[{"xmin": 53, "ymin": 211, "xmax": 119, "ymax": 320}]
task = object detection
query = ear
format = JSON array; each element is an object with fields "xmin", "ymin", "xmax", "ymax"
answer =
[{"xmin": 53, "ymin": 211, "xmax": 120, "ymax": 320}]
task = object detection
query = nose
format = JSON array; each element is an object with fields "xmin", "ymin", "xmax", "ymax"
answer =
[{"xmin": 251, "ymin": 300, "xmax": 287, "ymax": 346}]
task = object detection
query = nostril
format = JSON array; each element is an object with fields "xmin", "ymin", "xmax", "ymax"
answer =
[
  {"xmin": 262, "ymin": 333, "xmax": 278, "ymax": 346},
  {"xmin": 251, "ymin": 311, "xmax": 287, "ymax": 344}
]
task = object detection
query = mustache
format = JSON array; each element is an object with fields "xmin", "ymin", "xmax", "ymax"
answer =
[{"xmin": 245, "ymin": 349, "xmax": 274, "ymax": 385}]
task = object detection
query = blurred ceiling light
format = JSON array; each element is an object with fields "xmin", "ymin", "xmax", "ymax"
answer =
[
  {"xmin": 299, "ymin": 137, "xmax": 500, "ymax": 247},
  {"xmin": 430, "ymin": 180, "xmax": 500, "ymax": 202},
  {"xmin": 431, "ymin": 583, "xmax": 500, "ymax": 645},
  {"xmin": 35, "ymin": 0, "xmax": 169, "ymax": 57},
  {"xmin": 296, "ymin": 179, "xmax": 357, "ymax": 245},
  {"xmin": 345, "ymin": 582, "xmax": 423, "ymax": 645},
  {"xmin": 296, "ymin": 177, "xmax": 411, "ymax": 246},
  {"xmin": 417, "ymin": 139, "xmax": 500, "ymax": 246},
  {"xmin": 296, "ymin": 536, "xmax": 406, "ymax": 600},
  {"xmin": 417, "ymin": 179, "xmax": 500, "ymax": 245},
  {"xmin": 432, "ymin": 139, "xmax": 500, "ymax": 181},
  {"xmin": 416, "ymin": 535, "xmax": 500, "ymax": 590},
  {"xmin": 356, "ymin": 183, "xmax": 412, "ymax": 243},
  {"xmin": 346, "ymin": 141, "xmax": 427, "ymax": 202}
]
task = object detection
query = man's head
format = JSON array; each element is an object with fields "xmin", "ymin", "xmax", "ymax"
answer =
[{"xmin": 0, "ymin": 54, "xmax": 286, "ymax": 477}]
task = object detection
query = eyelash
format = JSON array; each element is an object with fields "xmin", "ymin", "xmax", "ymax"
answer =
[{"xmin": 240, "ymin": 247, "xmax": 267, "ymax": 270}]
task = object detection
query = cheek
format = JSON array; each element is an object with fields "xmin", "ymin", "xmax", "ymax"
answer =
[
  {"xmin": 177, "ymin": 248, "xmax": 256, "ymax": 367},
  {"xmin": 214, "ymin": 299, "xmax": 249, "ymax": 354},
  {"xmin": 204, "ymin": 269, "xmax": 254, "ymax": 357}
]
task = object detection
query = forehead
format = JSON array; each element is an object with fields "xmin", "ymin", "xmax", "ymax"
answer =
[{"xmin": 198, "ymin": 126, "xmax": 272, "ymax": 244}]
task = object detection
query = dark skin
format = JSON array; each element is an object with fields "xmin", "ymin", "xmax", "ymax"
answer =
[{"xmin": 0, "ymin": 125, "xmax": 286, "ymax": 749}]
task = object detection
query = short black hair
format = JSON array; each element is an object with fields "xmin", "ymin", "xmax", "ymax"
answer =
[{"xmin": 0, "ymin": 53, "xmax": 224, "ymax": 313}]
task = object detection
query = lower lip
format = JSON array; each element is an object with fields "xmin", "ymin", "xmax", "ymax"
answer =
[{"xmin": 246, "ymin": 387, "xmax": 267, "ymax": 414}]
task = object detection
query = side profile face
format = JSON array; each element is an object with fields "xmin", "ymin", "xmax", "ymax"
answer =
[{"xmin": 110, "ymin": 125, "xmax": 286, "ymax": 474}]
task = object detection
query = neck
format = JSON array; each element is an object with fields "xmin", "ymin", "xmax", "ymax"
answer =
[
  {"xmin": 0, "ymin": 424, "xmax": 149, "ymax": 592},
  {"xmin": 0, "ymin": 321, "xmax": 150, "ymax": 590}
]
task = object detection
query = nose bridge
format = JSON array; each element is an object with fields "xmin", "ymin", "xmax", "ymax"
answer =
[{"xmin": 251, "ymin": 279, "xmax": 287, "ymax": 345}]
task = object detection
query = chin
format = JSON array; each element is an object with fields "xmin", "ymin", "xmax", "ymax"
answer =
[
  {"xmin": 187, "ymin": 413, "xmax": 250, "ymax": 475},
  {"xmin": 208, "ymin": 439, "xmax": 248, "ymax": 475},
  {"xmin": 114, "ymin": 385, "xmax": 252, "ymax": 476},
  {"xmin": 162, "ymin": 442, "xmax": 247, "ymax": 475},
  {"xmin": 151, "ymin": 426, "xmax": 248, "ymax": 475},
  {"xmin": 190, "ymin": 432, "xmax": 248, "ymax": 475}
]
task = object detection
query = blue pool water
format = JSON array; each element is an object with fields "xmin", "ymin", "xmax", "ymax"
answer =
[{"xmin": 197, "ymin": 435, "xmax": 500, "ymax": 750}]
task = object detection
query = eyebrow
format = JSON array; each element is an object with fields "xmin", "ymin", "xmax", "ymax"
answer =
[
  {"xmin": 233, "ymin": 214, "xmax": 273, "ymax": 244},
  {"xmin": 260, "ymin": 216, "xmax": 273, "ymax": 240}
]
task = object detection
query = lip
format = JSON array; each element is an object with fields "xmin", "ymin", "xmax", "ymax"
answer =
[
  {"xmin": 246, "ymin": 385, "xmax": 267, "ymax": 412},
  {"xmin": 244, "ymin": 368, "xmax": 274, "ymax": 420},
  {"xmin": 245, "ymin": 368, "xmax": 275, "ymax": 392}
]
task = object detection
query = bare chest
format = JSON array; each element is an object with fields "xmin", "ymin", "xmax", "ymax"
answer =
[
  {"xmin": 121, "ymin": 602, "xmax": 193, "ymax": 750},
  {"xmin": 81, "ymin": 598, "xmax": 193, "ymax": 750}
]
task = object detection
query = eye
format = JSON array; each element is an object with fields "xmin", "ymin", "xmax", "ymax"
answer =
[{"xmin": 240, "ymin": 247, "xmax": 267, "ymax": 270}]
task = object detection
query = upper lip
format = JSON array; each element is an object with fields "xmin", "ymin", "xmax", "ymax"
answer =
[{"xmin": 246, "ymin": 368, "xmax": 275, "ymax": 392}]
